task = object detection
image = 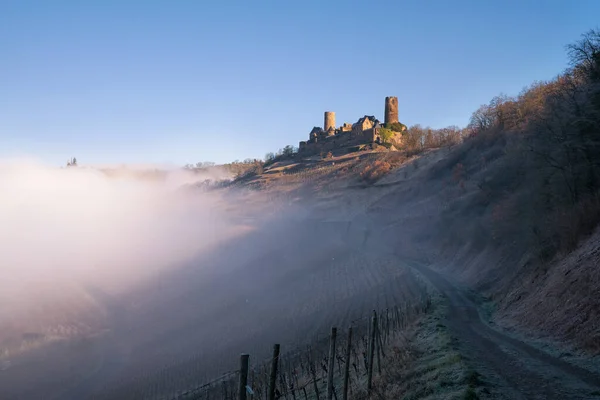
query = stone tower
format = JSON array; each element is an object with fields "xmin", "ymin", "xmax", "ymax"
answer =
[
  {"xmin": 324, "ymin": 111, "xmax": 336, "ymax": 131},
  {"xmin": 384, "ymin": 96, "xmax": 399, "ymax": 125}
]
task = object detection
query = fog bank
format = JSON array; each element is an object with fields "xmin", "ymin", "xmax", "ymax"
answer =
[{"xmin": 0, "ymin": 159, "xmax": 238, "ymax": 343}]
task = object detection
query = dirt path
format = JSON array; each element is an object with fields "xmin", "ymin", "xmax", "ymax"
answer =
[{"xmin": 407, "ymin": 260, "xmax": 600, "ymax": 399}]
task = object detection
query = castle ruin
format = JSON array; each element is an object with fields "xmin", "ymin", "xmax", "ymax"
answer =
[
  {"xmin": 385, "ymin": 96, "xmax": 398, "ymax": 125},
  {"xmin": 299, "ymin": 96, "xmax": 403, "ymax": 155},
  {"xmin": 324, "ymin": 111, "xmax": 336, "ymax": 132}
]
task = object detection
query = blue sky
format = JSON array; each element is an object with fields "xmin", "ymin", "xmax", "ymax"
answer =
[{"xmin": 1, "ymin": 1, "xmax": 599, "ymax": 166}]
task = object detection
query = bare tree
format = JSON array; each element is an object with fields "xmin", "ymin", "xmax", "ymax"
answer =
[{"xmin": 567, "ymin": 28, "xmax": 600, "ymax": 80}]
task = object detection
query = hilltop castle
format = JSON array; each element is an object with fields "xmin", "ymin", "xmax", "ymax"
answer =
[{"xmin": 298, "ymin": 96, "xmax": 404, "ymax": 155}]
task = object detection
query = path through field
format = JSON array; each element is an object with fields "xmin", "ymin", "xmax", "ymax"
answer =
[{"xmin": 406, "ymin": 260, "xmax": 600, "ymax": 399}]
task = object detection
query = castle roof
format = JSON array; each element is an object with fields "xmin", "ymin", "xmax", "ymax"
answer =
[
  {"xmin": 310, "ymin": 126, "xmax": 323, "ymax": 135},
  {"xmin": 353, "ymin": 115, "xmax": 380, "ymax": 127}
]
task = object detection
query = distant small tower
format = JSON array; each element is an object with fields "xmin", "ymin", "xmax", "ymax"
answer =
[
  {"xmin": 324, "ymin": 111, "xmax": 336, "ymax": 131},
  {"xmin": 384, "ymin": 97, "xmax": 399, "ymax": 125}
]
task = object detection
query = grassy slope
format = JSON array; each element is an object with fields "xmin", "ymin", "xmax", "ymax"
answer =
[
  {"xmin": 247, "ymin": 143, "xmax": 599, "ymax": 397},
  {"xmin": 366, "ymin": 292, "xmax": 479, "ymax": 400}
]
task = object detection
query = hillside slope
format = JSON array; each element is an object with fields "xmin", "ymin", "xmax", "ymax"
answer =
[
  {"xmin": 231, "ymin": 142, "xmax": 600, "ymax": 398},
  {"xmin": 241, "ymin": 135, "xmax": 600, "ymax": 359}
]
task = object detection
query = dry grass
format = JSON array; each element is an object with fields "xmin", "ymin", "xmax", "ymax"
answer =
[
  {"xmin": 352, "ymin": 294, "xmax": 479, "ymax": 400},
  {"xmin": 360, "ymin": 160, "xmax": 392, "ymax": 184},
  {"xmin": 497, "ymin": 225, "xmax": 600, "ymax": 356},
  {"xmin": 552, "ymin": 194, "xmax": 600, "ymax": 255}
]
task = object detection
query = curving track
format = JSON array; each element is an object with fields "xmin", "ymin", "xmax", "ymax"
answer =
[{"xmin": 406, "ymin": 260, "xmax": 600, "ymax": 399}]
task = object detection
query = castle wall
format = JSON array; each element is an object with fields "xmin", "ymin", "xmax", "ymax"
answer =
[
  {"xmin": 340, "ymin": 123, "xmax": 352, "ymax": 132},
  {"xmin": 299, "ymin": 128, "xmax": 379, "ymax": 155}
]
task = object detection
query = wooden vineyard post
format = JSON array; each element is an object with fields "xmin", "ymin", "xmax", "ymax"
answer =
[
  {"xmin": 342, "ymin": 327, "xmax": 352, "ymax": 400},
  {"xmin": 310, "ymin": 353, "xmax": 320, "ymax": 400},
  {"xmin": 264, "ymin": 365, "xmax": 269, "ymax": 400},
  {"xmin": 289, "ymin": 363, "xmax": 297, "ymax": 400},
  {"xmin": 327, "ymin": 327, "xmax": 337, "ymax": 400},
  {"xmin": 367, "ymin": 311, "xmax": 377, "ymax": 394},
  {"xmin": 376, "ymin": 324, "xmax": 383, "ymax": 375},
  {"xmin": 385, "ymin": 309, "xmax": 390, "ymax": 344},
  {"xmin": 268, "ymin": 344, "xmax": 280, "ymax": 400},
  {"xmin": 281, "ymin": 373, "xmax": 289, "ymax": 400},
  {"xmin": 250, "ymin": 369, "xmax": 256, "ymax": 400},
  {"xmin": 239, "ymin": 354, "xmax": 250, "ymax": 400}
]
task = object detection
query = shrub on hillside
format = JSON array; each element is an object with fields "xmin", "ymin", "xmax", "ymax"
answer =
[
  {"xmin": 381, "ymin": 152, "xmax": 408, "ymax": 168},
  {"xmin": 532, "ymin": 194, "xmax": 600, "ymax": 259},
  {"xmin": 557, "ymin": 195, "xmax": 600, "ymax": 253},
  {"xmin": 378, "ymin": 127, "xmax": 395, "ymax": 144},
  {"xmin": 360, "ymin": 160, "xmax": 392, "ymax": 183},
  {"xmin": 264, "ymin": 145, "xmax": 299, "ymax": 166},
  {"xmin": 403, "ymin": 124, "xmax": 464, "ymax": 153},
  {"xmin": 224, "ymin": 159, "xmax": 265, "ymax": 179},
  {"xmin": 385, "ymin": 121, "xmax": 408, "ymax": 132}
]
